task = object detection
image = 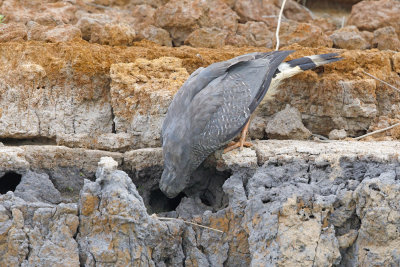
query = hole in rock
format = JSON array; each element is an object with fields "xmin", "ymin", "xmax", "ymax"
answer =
[
  {"xmin": 0, "ymin": 172, "xmax": 22, "ymax": 194},
  {"xmin": 0, "ymin": 137, "xmax": 57, "ymax": 146},
  {"xmin": 148, "ymin": 188, "xmax": 186, "ymax": 213}
]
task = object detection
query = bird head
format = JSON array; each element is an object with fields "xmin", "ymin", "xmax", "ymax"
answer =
[{"xmin": 160, "ymin": 132, "xmax": 192, "ymax": 198}]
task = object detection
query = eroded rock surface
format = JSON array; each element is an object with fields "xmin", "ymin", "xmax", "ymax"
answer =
[
  {"xmin": 2, "ymin": 141, "xmax": 400, "ymax": 266},
  {"xmin": 0, "ymin": 42, "xmax": 399, "ymax": 150}
]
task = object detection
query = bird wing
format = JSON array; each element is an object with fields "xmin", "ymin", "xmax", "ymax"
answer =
[
  {"xmin": 188, "ymin": 51, "xmax": 294, "ymax": 148},
  {"xmin": 162, "ymin": 52, "xmax": 274, "ymax": 138}
]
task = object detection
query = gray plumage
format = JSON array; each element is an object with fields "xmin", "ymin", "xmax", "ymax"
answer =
[{"xmin": 160, "ymin": 51, "xmax": 342, "ymax": 198}]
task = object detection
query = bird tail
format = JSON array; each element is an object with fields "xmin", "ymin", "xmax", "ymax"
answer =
[
  {"xmin": 274, "ymin": 53, "xmax": 343, "ymax": 80},
  {"xmin": 263, "ymin": 53, "xmax": 342, "ymax": 102}
]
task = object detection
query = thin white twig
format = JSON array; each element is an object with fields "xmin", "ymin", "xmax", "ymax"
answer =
[
  {"xmin": 275, "ymin": 0, "xmax": 288, "ymax": 51},
  {"xmin": 362, "ymin": 70, "xmax": 400, "ymax": 93},
  {"xmin": 353, "ymin": 122, "xmax": 400, "ymax": 140},
  {"xmin": 152, "ymin": 215, "xmax": 224, "ymax": 233}
]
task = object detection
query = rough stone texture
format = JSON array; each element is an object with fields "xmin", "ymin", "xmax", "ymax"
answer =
[
  {"xmin": 185, "ymin": 27, "xmax": 229, "ymax": 48},
  {"xmin": 233, "ymin": 0, "xmax": 279, "ymax": 23},
  {"xmin": 330, "ymin": 26, "xmax": 370, "ymax": 50},
  {"xmin": 155, "ymin": 0, "xmax": 238, "ymax": 46},
  {"xmin": 27, "ymin": 22, "xmax": 82, "ymax": 43},
  {"xmin": 372, "ymin": 26, "xmax": 400, "ymax": 52},
  {"xmin": 0, "ymin": 145, "xmax": 123, "ymax": 201},
  {"xmin": 328, "ymin": 129, "xmax": 347, "ymax": 140},
  {"xmin": 0, "ymin": 22, "xmax": 27, "ymax": 42},
  {"xmin": 0, "ymin": 193, "xmax": 79, "ymax": 267},
  {"xmin": 1, "ymin": 141, "xmax": 400, "ymax": 266},
  {"xmin": 0, "ymin": 42, "xmax": 399, "ymax": 148},
  {"xmin": 235, "ymin": 21, "xmax": 274, "ymax": 48},
  {"xmin": 278, "ymin": 22, "xmax": 333, "ymax": 48},
  {"xmin": 110, "ymin": 57, "xmax": 189, "ymax": 148},
  {"xmin": 14, "ymin": 171, "xmax": 62, "ymax": 204},
  {"xmin": 347, "ymin": 0, "xmax": 400, "ymax": 36},
  {"xmin": 137, "ymin": 25, "xmax": 172, "ymax": 47},
  {"xmin": 265, "ymin": 105, "xmax": 312, "ymax": 140}
]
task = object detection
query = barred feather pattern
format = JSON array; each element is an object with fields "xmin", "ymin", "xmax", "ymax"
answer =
[{"xmin": 191, "ymin": 72, "xmax": 252, "ymax": 168}]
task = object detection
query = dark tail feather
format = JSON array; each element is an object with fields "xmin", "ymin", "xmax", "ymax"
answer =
[{"xmin": 285, "ymin": 53, "xmax": 343, "ymax": 71}]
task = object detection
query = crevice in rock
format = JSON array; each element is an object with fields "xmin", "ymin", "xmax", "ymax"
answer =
[
  {"xmin": 111, "ymin": 107, "xmax": 116, "ymax": 134},
  {"xmin": 148, "ymin": 188, "xmax": 186, "ymax": 214},
  {"xmin": 0, "ymin": 171, "xmax": 22, "ymax": 194},
  {"xmin": 0, "ymin": 137, "xmax": 57, "ymax": 146}
]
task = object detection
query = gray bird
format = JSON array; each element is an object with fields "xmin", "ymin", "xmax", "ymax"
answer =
[{"xmin": 160, "ymin": 51, "xmax": 342, "ymax": 198}]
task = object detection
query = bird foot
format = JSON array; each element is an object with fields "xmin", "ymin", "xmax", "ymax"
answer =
[{"xmin": 223, "ymin": 141, "xmax": 252, "ymax": 153}]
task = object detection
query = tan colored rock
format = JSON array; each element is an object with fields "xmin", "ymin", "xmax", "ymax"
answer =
[
  {"xmin": 1, "ymin": 0, "xmax": 77, "ymax": 26},
  {"xmin": 236, "ymin": 21, "xmax": 274, "ymax": 48},
  {"xmin": 281, "ymin": 0, "xmax": 313, "ymax": 23},
  {"xmin": 372, "ymin": 26, "xmax": 400, "ymax": 51},
  {"xmin": 27, "ymin": 22, "xmax": 82, "ymax": 42},
  {"xmin": 0, "ymin": 22, "xmax": 27, "ymax": 42},
  {"xmin": 155, "ymin": 0, "xmax": 238, "ymax": 46},
  {"xmin": 185, "ymin": 27, "xmax": 229, "ymax": 48},
  {"xmin": 130, "ymin": 4, "xmax": 157, "ymax": 28},
  {"xmin": 330, "ymin": 26, "xmax": 370, "ymax": 50},
  {"xmin": 138, "ymin": 25, "xmax": 172, "ymax": 46},
  {"xmin": 234, "ymin": 0, "xmax": 279, "ymax": 23},
  {"xmin": 313, "ymin": 18, "xmax": 337, "ymax": 34},
  {"xmin": 278, "ymin": 22, "xmax": 333, "ymax": 48},
  {"xmin": 394, "ymin": 53, "xmax": 400, "ymax": 73},
  {"xmin": 224, "ymin": 33, "xmax": 249, "ymax": 47},
  {"xmin": 76, "ymin": 11, "xmax": 136, "ymax": 46},
  {"xmin": 329, "ymin": 129, "xmax": 347, "ymax": 140},
  {"xmin": 347, "ymin": 0, "xmax": 400, "ymax": 36},
  {"xmin": 197, "ymin": 0, "xmax": 239, "ymax": 32},
  {"xmin": 110, "ymin": 57, "xmax": 189, "ymax": 147}
]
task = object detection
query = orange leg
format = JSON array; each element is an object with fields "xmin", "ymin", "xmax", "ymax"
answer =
[{"xmin": 223, "ymin": 119, "xmax": 253, "ymax": 153}]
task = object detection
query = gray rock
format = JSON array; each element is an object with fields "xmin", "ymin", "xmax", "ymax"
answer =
[
  {"xmin": 372, "ymin": 26, "xmax": 400, "ymax": 51},
  {"xmin": 0, "ymin": 193, "xmax": 79, "ymax": 267},
  {"xmin": 330, "ymin": 26, "xmax": 370, "ymax": 50},
  {"xmin": 14, "ymin": 171, "xmax": 62, "ymax": 204},
  {"xmin": 266, "ymin": 105, "xmax": 312, "ymax": 140},
  {"xmin": 329, "ymin": 129, "xmax": 347, "ymax": 140}
]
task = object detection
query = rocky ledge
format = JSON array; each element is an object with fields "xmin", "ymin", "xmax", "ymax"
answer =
[{"xmin": 1, "ymin": 140, "xmax": 400, "ymax": 266}]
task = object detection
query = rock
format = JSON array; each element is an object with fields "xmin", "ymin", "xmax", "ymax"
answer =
[
  {"xmin": 0, "ymin": 193, "xmax": 79, "ymax": 266},
  {"xmin": 0, "ymin": 22, "xmax": 27, "ymax": 42},
  {"xmin": 278, "ymin": 21, "xmax": 333, "ymax": 48},
  {"xmin": 234, "ymin": 0, "xmax": 280, "ymax": 23},
  {"xmin": 328, "ymin": 129, "xmax": 347, "ymax": 140},
  {"xmin": 329, "ymin": 26, "xmax": 370, "ymax": 50},
  {"xmin": 347, "ymin": 0, "xmax": 400, "ymax": 36},
  {"xmin": 394, "ymin": 53, "xmax": 400, "ymax": 73},
  {"xmin": 75, "ymin": 11, "xmax": 136, "ymax": 46},
  {"xmin": 155, "ymin": 0, "xmax": 238, "ymax": 46},
  {"xmin": 185, "ymin": 27, "xmax": 229, "ymax": 48},
  {"xmin": 27, "ymin": 22, "xmax": 82, "ymax": 42},
  {"xmin": 313, "ymin": 18, "xmax": 337, "ymax": 34},
  {"xmin": 138, "ymin": 25, "xmax": 172, "ymax": 46},
  {"xmin": 14, "ymin": 171, "xmax": 62, "ymax": 204},
  {"xmin": 0, "ymin": 41, "xmax": 399, "ymax": 147},
  {"xmin": 236, "ymin": 21, "xmax": 274, "ymax": 48},
  {"xmin": 2, "ymin": 141, "xmax": 400, "ymax": 266},
  {"xmin": 77, "ymin": 156, "xmax": 187, "ymax": 266},
  {"xmin": 0, "ymin": 145, "xmax": 123, "ymax": 202},
  {"xmin": 266, "ymin": 105, "xmax": 312, "ymax": 140},
  {"xmin": 281, "ymin": 0, "xmax": 314, "ymax": 23},
  {"xmin": 197, "ymin": 0, "xmax": 239, "ymax": 32},
  {"xmin": 372, "ymin": 26, "xmax": 400, "ymax": 51},
  {"xmin": 110, "ymin": 57, "xmax": 189, "ymax": 148}
]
